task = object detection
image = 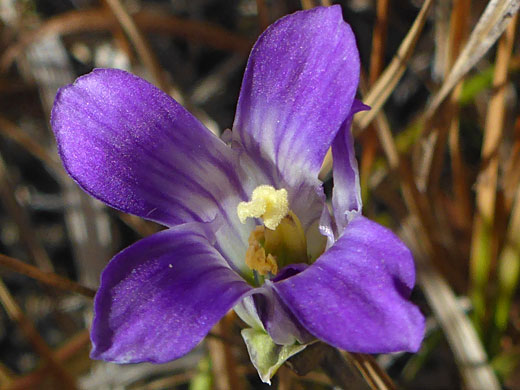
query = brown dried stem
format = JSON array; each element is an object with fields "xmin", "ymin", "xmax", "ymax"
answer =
[
  {"xmin": 0, "ymin": 154, "xmax": 54, "ymax": 272},
  {"xmin": 360, "ymin": 0, "xmax": 390, "ymax": 209},
  {"xmin": 5, "ymin": 330, "xmax": 90, "ymax": 390},
  {"xmin": 353, "ymin": 0, "xmax": 434, "ymax": 133},
  {"xmin": 369, "ymin": 0, "xmax": 389, "ymax": 84},
  {"xmin": 0, "ymin": 9, "xmax": 252, "ymax": 73},
  {"xmin": 347, "ymin": 353, "xmax": 397, "ymax": 390},
  {"xmin": 0, "ymin": 253, "xmax": 96, "ymax": 298},
  {"xmin": 0, "ymin": 115, "xmax": 61, "ymax": 174},
  {"xmin": 102, "ymin": 0, "xmax": 168, "ymax": 91},
  {"xmin": 207, "ymin": 313, "xmax": 244, "ymax": 390},
  {"xmin": 255, "ymin": 0, "xmax": 270, "ymax": 31},
  {"xmin": 470, "ymin": 12, "xmax": 518, "ymax": 329},
  {"xmin": 0, "ymin": 278, "xmax": 78, "ymax": 390}
]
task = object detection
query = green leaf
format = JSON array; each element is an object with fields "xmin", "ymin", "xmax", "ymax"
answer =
[{"xmin": 241, "ymin": 328, "xmax": 307, "ymax": 384}]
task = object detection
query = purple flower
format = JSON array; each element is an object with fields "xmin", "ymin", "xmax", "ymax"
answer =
[{"xmin": 51, "ymin": 5, "xmax": 424, "ymax": 380}]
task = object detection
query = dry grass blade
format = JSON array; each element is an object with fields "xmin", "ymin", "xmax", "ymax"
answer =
[
  {"xmin": 495, "ymin": 181, "xmax": 520, "ymax": 335},
  {"xmin": 432, "ymin": 1, "xmax": 451, "ymax": 80},
  {"xmin": 503, "ymin": 118, "xmax": 520, "ymax": 211},
  {"xmin": 428, "ymin": 0, "xmax": 473, "ymax": 225},
  {"xmin": 402, "ymin": 219, "xmax": 501, "ymax": 390},
  {"xmin": 369, "ymin": 0, "xmax": 389, "ymax": 84},
  {"xmin": 255, "ymin": 0, "xmax": 270, "ymax": 30},
  {"xmin": 6, "ymin": 331, "xmax": 91, "ymax": 390},
  {"xmin": 301, "ymin": 0, "xmax": 331, "ymax": 10},
  {"xmin": 358, "ymin": 0, "xmax": 390, "ymax": 208},
  {"xmin": 0, "ymin": 115, "xmax": 61, "ymax": 174},
  {"xmin": 0, "ymin": 154, "xmax": 54, "ymax": 272},
  {"xmin": 353, "ymin": 0, "xmax": 434, "ymax": 134},
  {"xmin": 277, "ymin": 366, "xmax": 293, "ymax": 390},
  {"xmin": 103, "ymin": 0, "xmax": 168, "ymax": 91},
  {"xmin": 426, "ymin": 0, "xmax": 520, "ymax": 118},
  {"xmin": 0, "ymin": 114, "xmax": 156, "ymax": 240},
  {"xmin": 470, "ymin": 12, "xmax": 518, "ymax": 330},
  {"xmin": 347, "ymin": 353, "xmax": 397, "ymax": 390},
  {"xmin": 207, "ymin": 314, "xmax": 244, "ymax": 390},
  {"xmin": 0, "ymin": 9, "xmax": 252, "ymax": 73},
  {"xmin": 0, "ymin": 253, "xmax": 96, "ymax": 298},
  {"xmin": 0, "ymin": 278, "xmax": 78, "ymax": 390}
]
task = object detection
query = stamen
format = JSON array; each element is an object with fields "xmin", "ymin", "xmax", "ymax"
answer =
[
  {"xmin": 237, "ymin": 185, "xmax": 289, "ymax": 230},
  {"xmin": 245, "ymin": 226, "xmax": 278, "ymax": 276}
]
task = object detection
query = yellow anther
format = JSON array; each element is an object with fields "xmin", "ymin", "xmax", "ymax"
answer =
[
  {"xmin": 237, "ymin": 185, "xmax": 289, "ymax": 230},
  {"xmin": 245, "ymin": 226, "xmax": 278, "ymax": 276}
]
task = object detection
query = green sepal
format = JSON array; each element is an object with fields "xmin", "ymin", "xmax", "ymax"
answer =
[{"xmin": 241, "ymin": 328, "xmax": 307, "ymax": 384}]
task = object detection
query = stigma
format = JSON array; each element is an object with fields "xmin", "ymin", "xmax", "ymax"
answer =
[{"xmin": 237, "ymin": 185, "xmax": 289, "ymax": 230}]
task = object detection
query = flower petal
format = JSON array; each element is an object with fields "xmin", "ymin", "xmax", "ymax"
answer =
[
  {"xmin": 331, "ymin": 100, "xmax": 370, "ymax": 234},
  {"xmin": 233, "ymin": 5, "xmax": 360, "ymax": 184},
  {"xmin": 90, "ymin": 221, "xmax": 252, "ymax": 363},
  {"xmin": 274, "ymin": 216, "xmax": 425, "ymax": 353},
  {"xmin": 52, "ymin": 68, "xmax": 247, "ymax": 228},
  {"xmin": 254, "ymin": 280, "xmax": 313, "ymax": 345}
]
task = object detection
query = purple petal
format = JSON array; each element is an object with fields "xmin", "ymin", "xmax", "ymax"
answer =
[
  {"xmin": 91, "ymin": 221, "xmax": 252, "ymax": 363},
  {"xmin": 254, "ymin": 283, "xmax": 312, "ymax": 345},
  {"xmin": 331, "ymin": 100, "xmax": 370, "ymax": 234},
  {"xmin": 233, "ymin": 5, "xmax": 360, "ymax": 185},
  {"xmin": 274, "ymin": 216, "xmax": 425, "ymax": 353},
  {"xmin": 52, "ymin": 68, "xmax": 246, "ymax": 228}
]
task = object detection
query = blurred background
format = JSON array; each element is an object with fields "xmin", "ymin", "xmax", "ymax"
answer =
[{"xmin": 0, "ymin": 0, "xmax": 518, "ymax": 389}]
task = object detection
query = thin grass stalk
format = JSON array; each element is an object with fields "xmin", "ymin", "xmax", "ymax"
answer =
[
  {"xmin": 0, "ymin": 253, "xmax": 96, "ymax": 298},
  {"xmin": 418, "ymin": 0, "xmax": 471, "ymax": 194},
  {"xmin": 0, "ymin": 114, "xmax": 62, "ymax": 174},
  {"xmin": 0, "ymin": 123, "xmax": 155, "ymax": 239},
  {"xmin": 470, "ymin": 13, "xmax": 518, "ymax": 333},
  {"xmin": 503, "ymin": 118, "xmax": 520, "ymax": 212},
  {"xmin": 319, "ymin": 0, "xmax": 431, "ymax": 178},
  {"xmin": 425, "ymin": 0, "xmax": 520, "ymax": 120},
  {"xmin": 0, "ymin": 115, "xmax": 158, "ymax": 239},
  {"xmin": 207, "ymin": 313, "xmax": 244, "ymax": 390},
  {"xmin": 492, "ymin": 183, "xmax": 520, "ymax": 352},
  {"xmin": 347, "ymin": 353, "xmax": 397, "ymax": 390},
  {"xmin": 255, "ymin": 0, "xmax": 270, "ymax": 31},
  {"xmin": 366, "ymin": 103, "xmax": 498, "ymax": 387},
  {"xmin": 360, "ymin": 0, "xmax": 389, "ymax": 208},
  {"xmin": 434, "ymin": 0, "xmax": 471, "ymax": 223},
  {"xmin": 0, "ymin": 9, "xmax": 252, "ymax": 73},
  {"xmin": 424, "ymin": 0, "xmax": 469, "ymax": 192},
  {"xmin": 0, "ymin": 363, "xmax": 14, "ymax": 388},
  {"xmin": 317, "ymin": 0, "xmax": 432, "ymax": 180},
  {"xmin": 0, "ymin": 278, "xmax": 78, "ymax": 390},
  {"xmin": 118, "ymin": 212, "xmax": 159, "ymax": 237},
  {"xmin": 101, "ymin": 1, "xmax": 135, "ymax": 64},
  {"xmin": 369, "ymin": 0, "xmax": 389, "ymax": 83},
  {"xmin": 5, "ymin": 330, "xmax": 90, "ymax": 390},
  {"xmin": 0, "ymin": 154, "xmax": 54, "ymax": 272},
  {"xmin": 415, "ymin": 2, "xmax": 520, "ymax": 189},
  {"xmin": 319, "ymin": 346, "xmax": 371, "ymax": 390},
  {"xmin": 102, "ymin": 0, "xmax": 168, "ymax": 91},
  {"xmin": 433, "ymin": 1, "xmax": 451, "ymax": 80},
  {"xmin": 448, "ymin": 83, "xmax": 473, "ymax": 230},
  {"xmin": 428, "ymin": 0, "xmax": 473, "ymax": 280},
  {"xmin": 300, "ymin": 0, "xmax": 313, "ymax": 10},
  {"xmin": 403, "ymin": 219, "xmax": 501, "ymax": 390},
  {"xmin": 352, "ymin": 0, "xmax": 434, "ymax": 134},
  {"xmin": 277, "ymin": 366, "xmax": 293, "ymax": 390}
]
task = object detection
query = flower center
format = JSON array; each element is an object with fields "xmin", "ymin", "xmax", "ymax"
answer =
[{"xmin": 237, "ymin": 185, "xmax": 308, "ymax": 278}]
